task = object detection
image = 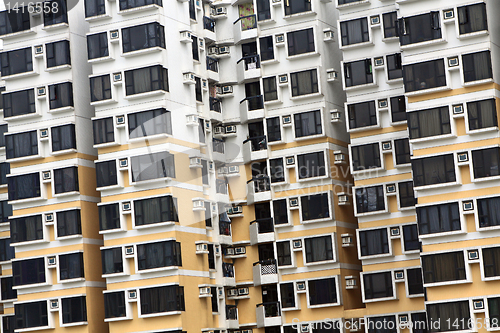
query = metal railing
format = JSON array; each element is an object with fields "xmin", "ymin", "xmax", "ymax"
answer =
[
  {"xmin": 212, "ymin": 138, "xmax": 225, "ymax": 154},
  {"xmin": 210, "ymin": 97, "xmax": 222, "ymax": 113},
  {"xmin": 250, "ymin": 217, "xmax": 274, "ymax": 234},
  {"xmin": 237, "ymin": 54, "xmax": 261, "ymax": 71},
  {"xmin": 207, "ymin": 56, "xmax": 219, "ymax": 72},
  {"xmin": 240, "ymin": 95, "xmax": 264, "ymax": 111},
  {"xmin": 256, "ymin": 301, "xmax": 280, "ymax": 317},
  {"xmin": 253, "ymin": 259, "xmax": 278, "ymax": 275},
  {"xmin": 233, "ymin": 14, "xmax": 257, "ymax": 31},
  {"xmin": 243, "ymin": 135, "xmax": 267, "ymax": 151},
  {"xmin": 203, "ymin": 16, "xmax": 216, "ymax": 32},
  {"xmin": 247, "ymin": 175, "xmax": 270, "ymax": 193}
]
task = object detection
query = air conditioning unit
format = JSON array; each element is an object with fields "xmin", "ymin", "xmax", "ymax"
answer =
[
  {"xmin": 382, "ymin": 141, "xmax": 392, "ymax": 150},
  {"xmin": 214, "ymin": 126, "xmax": 224, "ymax": 135},
  {"xmin": 326, "ymin": 69, "xmax": 338, "ymax": 81},
  {"xmin": 228, "ymin": 165, "xmax": 239, "ymax": 174},
  {"xmin": 394, "ymin": 271, "xmax": 404, "ymax": 280},
  {"xmin": 113, "ymin": 73, "xmax": 122, "ymax": 82},
  {"xmin": 443, "ymin": 9, "xmax": 454, "ymax": 19},
  {"xmin": 378, "ymin": 99, "xmax": 388, "ymax": 108},
  {"xmin": 43, "ymin": 171, "xmax": 51, "ymax": 180},
  {"xmin": 301, "ymin": 325, "xmax": 310, "ymax": 333},
  {"xmin": 275, "ymin": 34, "xmax": 285, "ymax": 43},
  {"xmin": 286, "ymin": 156, "xmax": 295, "ymax": 165},
  {"xmin": 399, "ymin": 315, "xmax": 409, "ymax": 324},
  {"xmin": 197, "ymin": 243, "xmax": 208, "ymax": 252},
  {"xmin": 218, "ymin": 46, "xmax": 230, "ymax": 55},
  {"xmin": 370, "ymin": 15, "xmax": 380, "ymax": 25},
  {"xmin": 190, "ymin": 157, "xmax": 202, "ymax": 167},
  {"xmin": 110, "ymin": 30, "xmax": 119, "ymax": 39},
  {"xmin": 279, "ymin": 74, "xmax": 288, "ymax": 84},
  {"xmin": 448, "ymin": 57, "xmax": 459, "ymax": 67},
  {"xmin": 338, "ymin": 193, "xmax": 349, "ymax": 205},
  {"xmin": 468, "ymin": 249, "xmax": 479, "ymax": 260},
  {"xmin": 122, "ymin": 202, "xmax": 131, "ymax": 211},
  {"xmin": 208, "ymin": 46, "xmax": 218, "ymax": 56},
  {"xmin": 128, "ymin": 290, "xmax": 137, "ymax": 299},
  {"xmin": 238, "ymin": 287, "xmax": 249, "ymax": 295},
  {"xmin": 205, "ymin": 120, "xmax": 212, "ymax": 132},
  {"xmin": 45, "ymin": 213, "xmax": 54, "ymax": 223},
  {"xmin": 242, "ymin": 329, "xmax": 253, "ymax": 333},
  {"xmin": 293, "ymin": 239, "xmax": 302, "ymax": 249},
  {"xmin": 183, "ymin": 72, "xmax": 196, "ymax": 84},
  {"xmin": 40, "ymin": 129, "xmax": 49, "ymax": 138},
  {"xmin": 218, "ymin": 85, "xmax": 233, "ymax": 94},
  {"xmin": 386, "ymin": 184, "xmax": 396, "ymax": 193},
  {"xmin": 47, "ymin": 256, "xmax": 56, "ymax": 266},
  {"xmin": 341, "ymin": 234, "xmax": 353, "ymax": 247},
  {"xmin": 453, "ymin": 104, "xmax": 464, "ymax": 114},
  {"xmin": 186, "ymin": 114, "xmax": 199, "ymax": 126},
  {"xmin": 463, "ymin": 201, "xmax": 473, "ymax": 211},
  {"xmin": 331, "ymin": 109, "xmax": 341, "ymax": 122},
  {"xmin": 229, "ymin": 205, "xmax": 242, "ymax": 214},
  {"xmin": 35, "ymin": 45, "xmax": 43, "ymax": 54},
  {"xmin": 296, "ymin": 282, "xmax": 306, "ymax": 291},
  {"xmin": 218, "ymin": 167, "xmax": 228, "ymax": 175},
  {"xmin": 374, "ymin": 57, "xmax": 384, "ymax": 67},
  {"xmin": 234, "ymin": 246, "xmax": 246, "ymax": 254},
  {"xmin": 290, "ymin": 198, "xmax": 298, "ymax": 207},
  {"xmin": 228, "ymin": 289, "xmax": 238, "ymax": 297},
  {"xmin": 180, "ymin": 30, "xmax": 192, "ymax": 42},
  {"xmin": 119, "ymin": 158, "xmax": 128, "ymax": 168},
  {"xmin": 457, "ymin": 152, "xmax": 469, "ymax": 162},
  {"xmin": 125, "ymin": 246, "xmax": 134, "ymax": 255},
  {"xmin": 473, "ymin": 300, "xmax": 484, "ymax": 310},
  {"xmin": 50, "ymin": 300, "xmax": 59, "ymax": 309},
  {"xmin": 226, "ymin": 247, "xmax": 235, "ymax": 256},
  {"xmin": 199, "ymin": 39, "xmax": 204, "ymax": 51},
  {"xmin": 193, "ymin": 200, "xmax": 204, "ymax": 209},
  {"xmin": 345, "ymin": 276, "xmax": 357, "ymax": 288},
  {"xmin": 116, "ymin": 115, "xmax": 125, "ymax": 125},
  {"xmin": 390, "ymin": 227, "xmax": 400, "ymax": 236},
  {"xmin": 225, "ymin": 125, "xmax": 236, "ymax": 134},
  {"xmin": 37, "ymin": 86, "xmax": 46, "ymax": 96},
  {"xmin": 334, "ymin": 151, "xmax": 346, "ymax": 163},
  {"xmin": 200, "ymin": 287, "xmax": 211, "ymax": 295},
  {"xmin": 282, "ymin": 115, "xmax": 292, "ymax": 125},
  {"xmin": 324, "ymin": 30, "xmax": 334, "ymax": 41}
]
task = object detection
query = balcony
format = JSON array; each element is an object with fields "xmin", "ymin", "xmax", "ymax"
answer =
[
  {"xmin": 209, "ymin": 97, "xmax": 223, "ymax": 122},
  {"xmin": 216, "ymin": 178, "xmax": 230, "ymax": 205},
  {"xmin": 249, "ymin": 218, "xmax": 274, "ymax": 245},
  {"xmin": 203, "ymin": 16, "xmax": 216, "ymax": 41},
  {"xmin": 237, "ymin": 55, "xmax": 261, "ymax": 83},
  {"xmin": 226, "ymin": 305, "xmax": 239, "ymax": 329},
  {"xmin": 206, "ymin": 57, "xmax": 219, "ymax": 82},
  {"xmin": 240, "ymin": 95, "xmax": 264, "ymax": 123},
  {"xmin": 256, "ymin": 302, "xmax": 281, "ymax": 328},
  {"xmin": 253, "ymin": 259, "xmax": 278, "ymax": 286},
  {"xmin": 242, "ymin": 136, "xmax": 267, "ymax": 163},
  {"xmin": 233, "ymin": 14, "xmax": 257, "ymax": 44},
  {"xmin": 212, "ymin": 138, "xmax": 225, "ymax": 162},
  {"xmin": 222, "ymin": 262, "xmax": 236, "ymax": 286},
  {"xmin": 246, "ymin": 176, "xmax": 271, "ymax": 205}
]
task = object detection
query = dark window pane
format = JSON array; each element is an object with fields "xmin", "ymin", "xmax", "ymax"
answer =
[
  {"xmin": 137, "ymin": 240, "xmax": 182, "ymax": 270},
  {"xmin": 122, "ymin": 22, "xmax": 165, "ymax": 53},
  {"xmin": 367, "ymin": 316, "xmax": 397, "ymax": 333},
  {"xmin": 301, "ymin": 193, "xmax": 329, "ymax": 221},
  {"xmin": 426, "ymin": 301, "xmax": 470, "ymax": 332},
  {"xmin": 5, "ymin": 130, "xmax": 38, "ymax": 159},
  {"xmin": 390, "ymin": 96, "xmax": 406, "ymax": 123},
  {"xmin": 478, "ymin": 197, "xmax": 500, "ymax": 228},
  {"xmin": 0, "ymin": 10, "xmax": 30, "ymax": 36},
  {"xmin": 458, "ymin": 3, "xmax": 487, "ymax": 34},
  {"xmin": 53, "ymin": 166, "xmax": 79, "ymax": 194},
  {"xmin": 0, "ymin": 162, "xmax": 9, "ymax": 185},
  {"xmin": 407, "ymin": 268, "xmax": 424, "ymax": 295},
  {"xmin": 0, "ymin": 200, "xmax": 12, "ymax": 223},
  {"xmin": 101, "ymin": 247, "xmax": 123, "ymax": 275},
  {"xmin": 59, "ymin": 252, "xmax": 84, "ymax": 280},
  {"xmin": 84, "ymin": 0, "xmax": 105, "ymax": 17},
  {"xmin": 417, "ymin": 202, "xmax": 461, "ymax": 235},
  {"xmin": 304, "ymin": 235, "xmax": 333, "ymax": 262},
  {"xmin": 483, "ymin": 247, "xmax": 500, "ymax": 277},
  {"xmin": 269, "ymin": 158, "xmax": 284, "ymax": 183},
  {"xmin": 62, "ymin": 296, "xmax": 87, "ymax": 324},
  {"xmin": 12, "ymin": 258, "xmax": 45, "ymax": 286},
  {"xmin": 394, "ymin": 138, "xmax": 411, "ymax": 165},
  {"xmin": 125, "ymin": 65, "xmax": 168, "ymax": 95},
  {"xmin": 276, "ymin": 241, "xmax": 291, "ymax": 266},
  {"xmin": 0, "ymin": 238, "xmax": 14, "ymax": 262},
  {"xmin": 472, "ymin": 147, "xmax": 500, "ymax": 179},
  {"xmin": 1, "ymin": 47, "xmax": 32, "ymax": 77},
  {"xmin": 104, "ymin": 291, "xmax": 126, "ymax": 318},
  {"xmin": 134, "ymin": 196, "xmax": 178, "ymax": 226},
  {"xmin": 1, "ymin": 277, "xmax": 16, "ymax": 301},
  {"xmin": 263, "ymin": 76, "xmax": 277, "ymax": 101},
  {"xmin": 43, "ymin": 0, "xmax": 68, "ymax": 26},
  {"xmin": 290, "ymin": 69, "xmax": 318, "ymax": 97},
  {"xmin": 93, "ymin": 117, "xmax": 114, "ymax": 145},
  {"xmin": 10, "ymin": 215, "xmax": 43, "ymax": 244},
  {"xmin": 288, "ymin": 28, "xmax": 315, "ymax": 55},
  {"xmin": 130, "ymin": 151, "xmax": 175, "ymax": 182},
  {"xmin": 308, "ymin": 278, "xmax": 337, "ymax": 305},
  {"xmin": 467, "ymin": 99, "xmax": 497, "ymax": 130},
  {"xmin": 363, "ymin": 273, "xmax": 393, "ymax": 300},
  {"xmin": 359, "ymin": 228, "xmax": 389, "ymax": 257},
  {"xmin": 297, "ymin": 152, "xmax": 325, "ymax": 179},
  {"xmin": 256, "ymin": 0, "xmax": 270, "ymax": 21},
  {"xmin": 462, "ymin": 50, "xmax": 492, "ymax": 83},
  {"xmin": 408, "ymin": 106, "xmax": 450, "ymax": 139},
  {"xmin": 294, "ymin": 110, "xmax": 322, "ymax": 138},
  {"xmin": 15, "ymin": 301, "xmax": 48, "ymax": 329},
  {"xmin": 387, "ymin": 53, "xmax": 402, "ymax": 80},
  {"xmin": 8, "ymin": 173, "xmax": 41, "ymax": 201},
  {"xmin": 344, "ymin": 59, "xmax": 373, "ymax": 87},
  {"xmin": 351, "ymin": 143, "xmax": 380, "ymax": 171},
  {"xmin": 119, "ymin": 0, "xmax": 162, "ymax": 11},
  {"xmin": 140, "ymin": 285, "xmax": 185, "ymax": 314},
  {"xmin": 56, "ymin": 209, "xmax": 82, "ymax": 237},
  {"xmin": 411, "ymin": 154, "xmax": 456, "ymax": 187},
  {"xmin": 398, "ymin": 181, "xmax": 416, "ymax": 208},
  {"xmin": 51, "ymin": 124, "xmax": 76, "ymax": 152},
  {"xmin": 128, "ymin": 108, "xmax": 172, "ymax": 139},
  {"xmin": 284, "ymin": 0, "xmax": 311, "ymax": 15},
  {"xmin": 266, "ymin": 116, "xmax": 281, "ymax": 142},
  {"xmin": 355, "ymin": 185, "xmax": 385, "ymax": 214},
  {"xmin": 3, "ymin": 89, "xmax": 35, "ymax": 118},
  {"xmin": 340, "ymin": 18, "xmax": 368, "ymax": 46},
  {"xmin": 87, "ymin": 32, "xmax": 109, "ymax": 60},
  {"xmin": 96, "ymin": 160, "xmax": 117, "ymax": 188},
  {"xmin": 403, "ymin": 59, "xmax": 446, "ymax": 93},
  {"xmin": 259, "ymin": 36, "xmax": 274, "ymax": 61},
  {"xmin": 99, "ymin": 203, "xmax": 120, "ymax": 231},
  {"xmin": 398, "ymin": 12, "xmax": 441, "ymax": 46},
  {"xmin": 383, "ymin": 12, "xmax": 397, "ymax": 38},
  {"xmin": 90, "ymin": 74, "xmax": 111, "ymax": 102},
  {"xmin": 280, "ymin": 282, "xmax": 295, "ymax": 308},
  {"xmin": 49, "ymin": 82, "xmax": 74, "ymax": 109},
  {"xmin": 46, "ymin": 40, "xmax": 70, "ymax": 68},
  {"xmin": 348, "ymin": 101, "xmax": 376, "ymax": 129}
]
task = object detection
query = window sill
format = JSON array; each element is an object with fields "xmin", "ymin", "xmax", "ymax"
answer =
[
  {"xmin": 409, "ymin": 133, "xmax": 456, "ymax": 144},
  {"xmin": 381, "ymin": 36, "xmax": 400, "ymax": 43},
  {"xmin": 264, "ymin": 99, "xmax": 282, "ymax": 106},
  {"xmin": 387, "ymin": 77, "xmax": 403, "ymax": 85},
  {"xmin": 139, "ymin": 311, "xmax": 182, "ymax": 319},
  {"xmin": 94, "ymin": 142, "xmax": 121, "ymax": 149},
  {"xmin": 90, "ymin": 98, "xmax": 117, "ymax": 106},
  {"xmin": 15, "ymin": 325, "xmax": 53, "ymax": 333},
  {"xmin": 458, "ymin": 30, "xmax": 488, "ymax": 40},
  {"xmin": 133, "ymin": 221, "xmax": 176, "ymax": 230},
  {"xmin": 118, "ymin": 4, "xmax": 161, "ymax": 15},
  {"xmin": 96, "ymin": 184, "xmax": 123, "ymax": 192},
  {"xmin": 297, "ymin": 175, "xmax": 329, "ymax": 183},
  {"xmin": 11, "ymin": 238, "xmax": 49, "ymax": 247},
  {"xmin": 290, "ymin": 92, "xmax": 322, "ymax": 101},
  {"xmin": 336, "ymin": 0, "xmax": 370, "ymax": 9},
  {"xmin": 277, "ymin": 264, "xmax": 295, "ymax": 270},
  {"xmin": 61, "ymin": 321, "xmax": 88, "ymax": 328},
  {"xmin": 122, "ymin": 46, "xmax": 164, "ymax": 58},
  {"xmin": 7, "ymin": 154, "xmax": 43, "ymax": 163},
  {"xmin": 413, "ymin": 181, "xmax": 460, "ymax": 192},
  {"xmin": 286, "ymin": 52, "xmax": 320, "ymax": 61},
  {"xmin": 399, "ymin": 205, "xmax": 416, "ymax": 212},
  {"xmin": 137, "ymin": 266, "xmax": 179, "ymax": 275},
  {"xmin": 308, "ymin": 302, "xmax": 341, "ymax": 308},
  {"xmin": 261, "ymin": 59, "xmax": 279, "ymax": 66},
  {"xmin": 257, "ymin": 18, "xmax": 275, "ymax": 26},
  {"xmin": 13, "ymin": 281, "xmax": 50, "ymax": 290},
  {"xmin": 463, "ymin": 78, "xmax": 494, "ymax": 87},
  {"xmin": 418, "ymin": 229, "xmax": 465, "ymax": 239},
  {"xmin": 0, "ymin": 297, "xmax": 17, "ymax": 304},
  {"xmin": 4, "ymin": 112, "xmax": 41, "ymax": 122},
  {"xmin": 423, "ymin": 279, "xmax": 470, "ymax": 289},
  {"xmin": 88, "ymin": 56, "xmax": 115, "ymax": 64},
  {"xmin": 55, "ymin": 234, "xmax": 83, "ymax": 241},
  {"xmin": 339, "ymin": 41, "xmax": 373, "ymax": 51},
  {"xmin": 389, "ymin": 120, "xmax": 407, "ymax": 127},
  {"xmin": 85, "ymin": 13, "xmax": 112, "ymax": 22},
  {"xmin": 283, "ymin": 10, "xmax": 316, "ymax": 20},
  {"xmin": 355, "ymin": 208, "xmax": 388, "ymax": 217},
  {"xmin": 53, "ymin": 191, "xmax": 80, "ymax": 198},
  {"xmin": 104, "ymin": 316, "xmax": 132, "ymax": 323},
  {"xmin": 394, "ymin": 163, "xmax": 411, "ymax": 169},
  {"xmin": 2, "ymin": 70, "xmax": 39, "ymax": 81},
  {"xmin": 60, "ymin": 277, "xmax": 85, "ymax": 284},
  {"xmin": 348, "ymin": 124, "xmax": 381, "ymax": 133},
  {"xmin": 400, "ymin": 38, "xmax": 446, "ymax": 51},
  {"xmin": 52, "ymin": 148, "xmax": 77, "ymax": 156},
  {"xmin": 102, "ymin": 272, "xmax": 127, "ymax": 279},
  {"xmin": 42, "ymin": 22, "xmax": 69, "ymax": 31},
  {"xmin": 472, "ymin": 174, "xmax": 500, "ymax": 183},
  {"xmin": 124, "ymin": 89, "xmax": 167, "ymax": 100},
  {"xmin": 405, "ymin": 85, "xmax": 450, "ymax": 97},
  {"xmin": 0, "ymin": 29, "xmax": 36, "ymax": 40},
  {"xmin": 130, "ymin": 177, "xmax": 172, "ymax": 187},
  {"xmin": 48, "ymin": 106, "xmax": 75, "ymax": 114},
  {"xmin": 351, "ymin": 166, "xmax": 384, "ymax": 175},
  {"xmin": 407, "ymin": 293, "xmax": 424, "ymax": 299},
  {"xmin": 282, "ymin": 306, "xmax": 300, "ymax": 312},
  {"xmin": 344, "ymin": 82, "xmax": 377, "ymax": 92},
  {"xmin": 8, "ymin": 195, "xmax": 46, "ymax": 205},
  {"xmin": 363, "ymin": 295, "xmax": 396, "ymax": 303},
  {"xmin": 45, "ymin": 64, "xmax": 71, "ymax": 72},
  {"xmin": 304, "ymin": 259, "xmax": 336, "ymax": 267},
  {"xmin": 468, "ymin": 127, "xmax": 498, "ymax": 135},
  {"xmin": 99, "ymin": 227, "xmax": 127, "ymax": 235},
  {"xmin": 359, "ymin": 252, "xmax": 392, "ymax": 261}
]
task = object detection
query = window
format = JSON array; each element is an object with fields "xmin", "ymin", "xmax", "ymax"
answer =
[
  {"xmin": 348, "ymin": 101, "xmax": 376, "ymax": 129},
  {"xmin": 340, "ymin": 18, "xmax": 368, "ymax": 46},
  {"xmin": 96, "ymin": 160, "xmax": 117, "ymax": 188},
  {"xmin": 188, "ymin": 0, "xmax": 195, "ymax": 20},
  {"xmin": 3, "ymin": 89, "xmax": 35, "ymax": 118},
  {"xmin": 130, "ymin": 151, "xmax": 175, "ymax": 182},
  {"xmin": 90, "ymin": 75, "xmax": 111, "ymax": 102},
  {"xmin": 403, "ymin": 59, "xmax": 446, "ymax": 93},
  {"xmin": 195, "ymin": 77, "xmax": 202, "ymax": 102},
  {"xmin": 101, "ymin": 248, "xmax": 123, "ymax": 275},
  {"xmin": 256, "ymin": 0, "xmax": 270, "ymax": 21},
  {"xmin": 412, "ymin": 154, "xmax": 456, "ymax": 187},
  {"xmin": 119, "ymin": 0, "xmax": 161, "ymax": 10},
  {"xmin": 263, "ymin": 76, "xmax": 277, "ymax": 102},
  {"xmin": 0, "ymin": 200, "xmax": 12, "ymax": 223},
  {"xmin": 125, "ymin": 65, "xmax": 168, "ymax": 95},
  {"xmin": 0, "ymin": 125, "xmax": 7, "ymax": 148},
  {"xmin": 0, "ymin": 238, "xmax": 14, "ymax": 262},
  {"xmin": 407, "ymin": 268, "xmax": 424, "ymax": 295},
  {"xmin": 134, "ymin": 196, "xmax": 178, "ymax": 226},
  {"xmin": 1, "ymin": 277, "xmax": 16, "ymax": 301},
  {"xmin": 312, "ymin": 321, "xmax": 340, "ymax": 333},
  {"xmin": 411, "ymin": 313, "xmax": 428, "ymax": 333},
  {"xmin": 210, "ymin": 287, "xmax": 218, "ymax": 312},
  {"xmin": 2, "ymin": 315, "xmax": 15, "ymax": 333},
  {"xmin": 288, "ymin": 28, "xmax": 315, "ymax": 55},
  {"xmin": 15, "ymin": 301, "xmax": 48, "ymax": 329},
  {"xmin": 140, "ymin": 285, "xmax": 185, "ymax": 315},
  {"xmin": 54, "ymin": 166, "xmax": 79, "ymax": 194},
  {"xmin": 43, "ymin": 0, "xmax": 68, "ymax": 26},
  {"xmin": 358, "ymin": 228, "xmax": 389, "ymax": 257},
  {"xmin": 1, "ymin": 47, "xmax": 32, "ymax": 77},
  {"xmin": 402, "ymin": 224, "xmax": 420, "ymax": 251},
  {"xmin": 10, "ymin": 215, "xmax": 43, "ymax": 244},
  {"xmin": 304, "ymin": 235, "xmax": 333, "ymax": 263},
  {"xmin": 383, "ymin": 12, "xmax": 397, "ymax": 38},
  {"xmin": 51, "ymin": 124, "xmax": 76, "ymax": 152},
  {"xmin": 280, "ymin": 283, "xmax": 295, "ymax": 308},
  {"xmin": 46, "ymin": 40, "xmax": 70, "ymax": 68},
  {"xmin": 398, "ymin": 181, "xmax": 415, "ymax": 208},
  {"xmin": 12, "ymin": 257, "xmax": 45, "ymax": 286},
  {"xmin": 478, "ymin": 196, "xmax": 500, "ymax": 228},
  {"xmin": 344, "ymin": 59, "xmax": 373, "ymax": 87},
  {"xmin": 128, "ymin": 108, "xmax": 172, "ymax": 139},
  {"xmin": 191, "ymin": 35, "xmax": 199, "ymax": 61},
  {"xmin": 355, "ymin": 185, "xmax": 385, "ymax": 214},
  {"xmin": 0, "ymin": 10, "xmax": 30, "ymax": 36},
  {"xmin": 426, "ymin": 301, "xmax": 470, "ymax": 332},
  {"xmin": 198, "ymin": 118, "xmax": 205, "ymax": 144},
  {"xmin": 483, "ymin": 246, "xmax": 500, "ymax": 278},
  {"xmin": 99, "ymin": 203, "xmax": 120, "ymax": 231},
  {"xmin": 294, "ymin": 110, "xmax": 322, "ymax": 138},
  {"xmin": 204, "ymin": 202, "xmax": 212, "ymax": 227},
  {"xmin": 137, "ymin": 240, "xmax": 181, "ymax": 270},
  {"xmin": 266, "ymin": 116, "xmax": 281, "ymax": 142},
  {"xmin": 363, "ymin": 272, "xmax": 393, "ymax": 300},
  {"xmin": 422, "ymin": 251, "xmax": 465, "ymax": 284},
  {"xmin": 259, "ymin": 36, "xmax": 274, "ymax": 61},
  {"xmin": 472, "ymin": 147, "xmax": 500, "ymax": 179},
  {"xmin": 398, "ymin": 12, "xmax": 441, "ymax": 46},
  {"xmin": 308, "ymin": 278, "xmax": 337, "ymax": 305},
  {"xmin": 301, "ymin": 193, "xmax": 329, "ymax": 221},
  {"xmin": 5, "ymin": 131, "xmax": 38, "ymax": 160},
  {"xmin": 284, "ymin": 0, "xmax": 310, "ymax": 15},
  {"xmin": 276, "ymin": 241, "xmax": 291, "ymax": 266},
  {"xmin": 56, "ymin": 209, "xmax": 81, "ymax": 238},
  {"xmin": 8, "ymin": 173, "xmax": 41, "ymax": 201},
  {"xmin": 458, "ymin": 3, "xmax": 487, "ymax": 35},
  {"xmin": 122, "ymin": 22, "xmax": 165, "ymax": 53},
  {"xmin": 367, "ymin": 316, "xmax": 397, "ymax": 333},
  {"xmin": 351, "ymin": 143, "xmax": 381, "ymax": 171},
  {"xmin": 62, "ymin": 296, "xmax": 87, "ymax": 324},
  {"xmin": 462, "ymin": 51, "xmax": 492, "ymax": 83},
  {"xmin": 49, "ymin": 82, "xmax": 73, "ymax": 110},
  {"xmin": 207, "ymin": 244, "xmax": 215, "ymax": 269},
  {"xmin": 387, "ymin": 53, "xmax": 402, "ymax": 80},
  {"xmin": 273, "ymin": 199, "xmax": 288, "ymax": 225},
  {"xmin": 0, "ymin": 163, "xmax": 9, "ymax": 185},
  {"xmin": 59, "ymin": 252, "xmax": 84, "ymax": 280},
  {"xmin": 87, "ymin": 32, "xmax": 108, "ymax": 60},
  {"xmin": 93, "ymin": 117, "xmax": 114, "ymax": 145},
  {"xmin": 84, "ymin": 0, "xmax": 105, "ymax": 17},
  {"xmin": 408, "ymin": 106, "xmax": 451, "ymax": 140},
  {"xmin": 104, "ymin": 291, "xmax": 126, "ymax": 319},
  {"xmin": 201, "ymin": 160, "xmax": 208, "ymax": 185},
  {"xmin": 269, "ymin": 158, "xmax": 284, "ymax": 183},
  {"xmin": 489, "ymin": 298, "xmax": 500, "ymax": 327},
  {"xmin": 290, "ymin": 69, "xmax": 318, "ymax": 97},
  {"xmin": 394, "ymin": 138, "xmax": 410, "ymax": 165},
  {"xmin": 468, "ymin": 99, "xmax": 497, "ymax": 130},
  {"xmin": 297, "ymin": 151, "xmax": 325, "ymax": 179},
  {"xmin": 417, "ymin": 202, "xmax": 460, "ymax": 235},
  {"xmin": 390, "ymin": 96, "xmax": 406, "ymax": 123}
]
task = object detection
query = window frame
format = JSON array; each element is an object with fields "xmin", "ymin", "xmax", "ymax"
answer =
[
  {"xmin": 471, "ymin": 146, "xmax": 500, "ymax": 181},
  {"xmin": 306, "ymin": 276, "xmax": 340, "ymax": 308},
  {"xmin": 95, "ymin": 159, "xmax": 118, "ymax": 189},
  {"xmin": 53, "ymin": 166, "xmax": 79, "ymax": 195},
  {"xmin": 287, "ymin": 27, "xmax": 316, "ymax": 56},
  {"xmin": 9, "ymin": 213, "xmax": 44, "ymax": 245},
  {"xmin": 276, "ymin": 240, "xmax": 294, "ymax": 268},
  {"xmin": 135, "ymin": 239, "xmax": 182, "ymax": 273},
  {"xmin": 350, "ymin": 142, "xmax": 382, "ymax": 172},
  {"xmin": 403, "ymin": 58, "xmax": 447, "ymax": 94},
  {"xmin": 87, "ymin": 32, "xmax": 109, "ymax": 60},
  {"xmin": 293, "ymin": 109, "xmax": 324, "ymax": 139},
  {"xmin": 12, "ymin": 256, "xmax": 47, "ymax": 288},
  {"xmin": 302, "ymin": 233, "xmax": 336, "ymax": 265},
  {"xmin": 92, "ymin": 117, "xmax": 115, "ymax": 146},
  {"xmin": 405, "ymin": 267, "xmax": 425, "ymax": 298},
  {"xmin": 466, "ymin": 98, "xmax": 498, "ymax": 133},
  {"xmin": 416, "ymin": 201, "xmax": 462, "ymax": 237},
  {"xmin": 393, "ymin": 138, "xmax": 411, "ymax": 166},
  {"xmin": 357, "ymin": 227, "xmax": 391, "ymax": 259},
  {"xmin": 57, "ymin": 252, "xmax": 85, "ymax": 282},
  {"xmin": 51, "ymin": 123, "xmax": 76, "ymax": 153},
  {"xmin": 55, "ymin": 208, "xmax": 82, "ymax": 239},
  {"xmin": 299, "ymin": 192, "xmax": 332, "ymax": 223},
  {"xmin": 60, "ymin": 296, "xmax": 87, "ymax": 326},
  {"xmin": 361, "ymin": 270, "xmax": 396, "ymax": 302},
  {"xmin": 398, "ymin": 181, "xmax": 416, "ymax": 210},
  {"xmin": 132, "ymin": 195, "xmax": 179, "ymax": 228},
  {"xmin": 461, "ymin": 50, "xmax": 493, "ymax": 85},
  {"xmin": 89, "ymin": 74, "xmax": 112, "ymax": 103},
  {"xmin": 411, "ymin": 153, "xmax": 457, "ymax": 188},
  {"xmin": 98, "ymin": 202, "xmax": 122, "ymax": 233},
  {"xmin": 421, "ymin": 250, "xmax": 468, "ymax": 286},
  {"xmin": 296, "ymin": 150, "xmax": 327, "ymax": 181},
  {"xmin": 289, "ymin": 68, "xmax": 320, "ymax": 98},
  {"xmin": 130, "ymin": 151, "xmax": 175, "ymax": 183},
  {"xmin": 137, "ymin": 283, "xmax": 185, "ymax": 318},
  {"xmin": 124, "ymin": 65, "xmax": 169, "ymax": 96},
  {"xmin": 121, "ymin": 22, "xmax": 165, "ymax": 54},
  {"xmin": 46, "ymin": 40, "xmax": 71, "ymax": 69},
  {"xmin": 339, "ymin": 17, "xmax": 369, "ymax": 47},
  {"xmin": 101, "ymin": 246, "xmax": 125, "ymax": 277},
  {"xmin": 103, "ymin": 290, "xmax": 128, "ymax": 320},
  {"xmin": 346, "ymin": 100, "xmax": 378, "ymax": 131},
  {"xmin": 354, "ymin": 185, "xmax": 387, "ymax": 216},
  {"xmin": 14, "ymin": 300, "xmax": 49, "ymax": 330}
]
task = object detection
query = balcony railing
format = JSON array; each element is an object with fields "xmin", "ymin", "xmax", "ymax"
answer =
[
  {"xmin": 254, "ymin": 259, "xmax": 277, "ymax": 275},
  {"xmin": 250, "ymin": 217, "xmax": 274, "ymax": 234},
  {"xmin": 226, "ymin": 305, "xmax": 238, "ymax": 320},
  {"xmin": 213, "ymin": 138, "xmax": 225, "ymax": 154},
  {"xmin": 210, "ymin": 97, "xmax": 222, "ymax": 113},
  {"xmin": 240, "ymin": 95, "xmax": 264, "ymax": 111},
  {"xmin": 204, "ymin": 16, "xmax": 216, "ymax": 32},
  {"xmin": 243, "ymin": 135, "xmax": 267, "ymax": 152},
  {"xmin": 234, "ymin": 14, "xmax": 257, "ymax": 31},
  {"xmin": 237, "ymin": 54, "xmax": 261, "ymax": 71},
  {"xmin": 219, "ymin": 220, "xmax": 231, "ymax": 236},
  {"xmin": 223, "ymin": 262, "xmax": 235, "ymax": 277},
  {"xmin": 207, "ymin": 57, "xmax": 219, "ymax": 72},
  {"xmin": 247, "ymin": 176, "xmax": 270, "ymax": 193},
  {"xmin": 256, "ymin": 301, "xmax": 280, "ymax": 317}
]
